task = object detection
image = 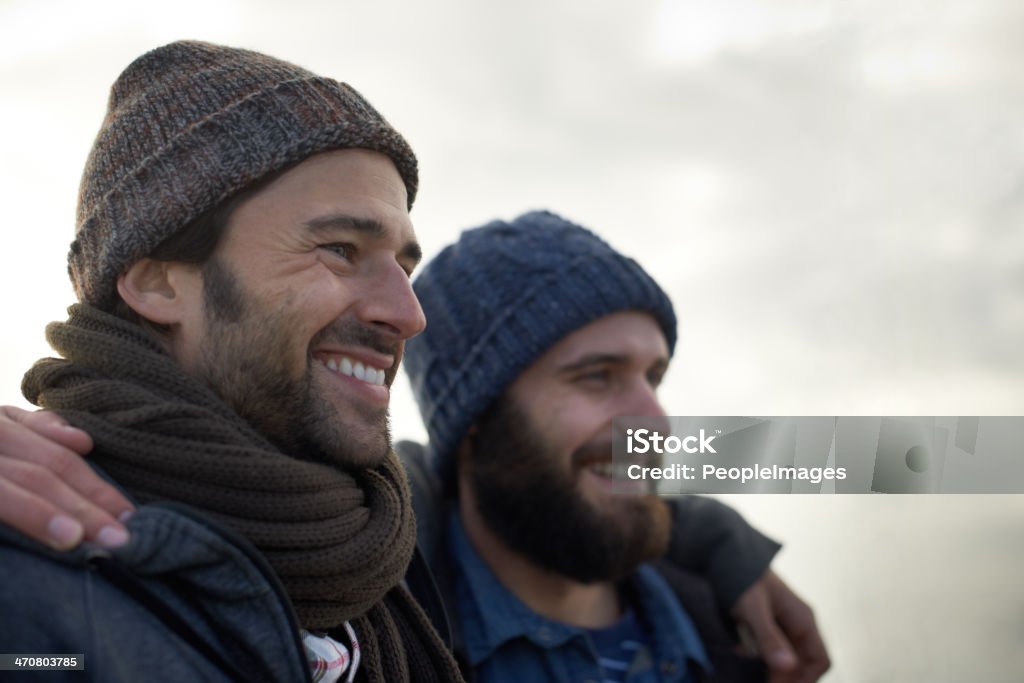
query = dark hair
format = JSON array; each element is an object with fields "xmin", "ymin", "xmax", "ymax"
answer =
[
  {"xmin": 110, "ymin": 166, "xmax": 288, "ymax": 330},
  {"xmin": 110, "ymin": 198, "xmax": 234, "ymax": 330}
]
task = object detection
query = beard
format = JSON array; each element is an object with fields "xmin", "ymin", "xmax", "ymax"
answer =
[
  {"xmin": 468, "ymin": 394, "xmax": 671, "ymax": 584},
  {"xmin": 192, "ymin": 257, "xmax": 393, "ymax": 468}
]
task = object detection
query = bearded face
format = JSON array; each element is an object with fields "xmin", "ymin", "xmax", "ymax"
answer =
[
  {"xmin": 467, "ymin": 392, "xmax": 671, "ymax": 584},
  {"xmin": 165, "ymin": 151, "xmax": 425, "ymax": 469},
  {"xmin": 195, "ymin": 256, "xmax": 398, "ymax": 467}
]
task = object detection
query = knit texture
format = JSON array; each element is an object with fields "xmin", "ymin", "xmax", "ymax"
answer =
[
  {"xmin": 403, "ymin": 210, "xmax": 677, "ymax": 484},
  {"xmin": 22, "ymin": 304, "xmax": 463, "ymax": 683},
  {"xmin": 70, "ymin": 40, "xmax": 418, "ymax": 311}
]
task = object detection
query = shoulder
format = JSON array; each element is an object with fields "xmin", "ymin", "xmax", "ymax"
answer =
[
  {"xmin": 0, "ymin": 530, "xmax": 93, "ymax": 649},
  {"xmin": 0, "ymin": 525, "xmax": 182, "ymax": 679},
  {"xmin": 0, "ymin": 504, "xmax": 306, "ymax": 681},
  {"xmin": 643, "ymin": 560, "xmax": 768, "ymax": 682}
]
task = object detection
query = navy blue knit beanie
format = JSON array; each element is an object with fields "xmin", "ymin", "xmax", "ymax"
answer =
[{"xmin": 403, "ymin": 210, "xmax": 677, "ymax": 483}]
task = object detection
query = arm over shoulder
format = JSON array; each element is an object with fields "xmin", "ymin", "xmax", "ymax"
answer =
[{"xmin": 664, "ymin": 496, "xmax": 781, "ymax": 607}]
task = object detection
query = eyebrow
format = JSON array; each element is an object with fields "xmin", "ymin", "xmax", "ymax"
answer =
[
  {"xmin": 305, "ymin": 213, "xmax": 422, "ymax": 265},
  {"xmin": 557, "ymin": 353, "xmax": 630, "ymax": 374},
  {"xmin": 557, "ymin": 352, "xmax": 669, "ymax": 376}
]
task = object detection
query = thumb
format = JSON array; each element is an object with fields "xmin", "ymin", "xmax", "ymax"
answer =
[
  {"xmin": 737, "ymin": 581, "xmax": 798, "ymax": 671},
  {"xmin": 743, "ymin": 600, "xmax": 798, "ymax": 672}
]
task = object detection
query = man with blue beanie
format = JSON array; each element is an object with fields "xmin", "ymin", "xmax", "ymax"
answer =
[{"xmin": 401, "ymin": 210, "xmax": 829, "ymax": 682}]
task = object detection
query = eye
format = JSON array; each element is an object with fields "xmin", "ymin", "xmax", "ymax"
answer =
[
  {"xmin": 574, "ymin": 368, "xmax": 612, "ymax": 388},
  {"xmin": 646, "ymin": 360, "xmax": 668, "ymax": 389},
  {"xmin": 320, "ymin": 243, "xmax": 356, "ymax": 261}
]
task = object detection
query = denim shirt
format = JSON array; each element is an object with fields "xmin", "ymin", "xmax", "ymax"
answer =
[{"xmin": 447, "ymin": 511, "xmax": 711, "ymax": 683}]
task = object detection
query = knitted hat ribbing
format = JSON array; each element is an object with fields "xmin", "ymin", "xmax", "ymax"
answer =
[
  {"xmin": 403, "ymin": 210, "xmax": 677, "ymax": 483},
  {"xmin": 70, "ymin": 40, "xmax": 418, "ymax": 309}
]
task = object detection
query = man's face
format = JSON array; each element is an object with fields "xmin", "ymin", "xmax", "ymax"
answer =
[
  {"xmin": 466, "ymin": 311, "xmax": 672, "ymax": 583},
  {"xmin": 173, "ymin": 149, "xmax": 425, "ymax": 468}
]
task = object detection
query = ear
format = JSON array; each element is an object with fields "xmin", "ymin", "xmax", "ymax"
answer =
[{"xmin": 116, "ymin": 258, "xmax": 202, "ymax": 325}]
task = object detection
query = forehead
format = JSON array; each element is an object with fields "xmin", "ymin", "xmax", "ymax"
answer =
[
  {"xmin": 516, "ymin": 311, "xmax": 669, "ymax": 379},
  {"xmin": 221, "ymin": 148, "xmax": 415, "ymax": 242}
]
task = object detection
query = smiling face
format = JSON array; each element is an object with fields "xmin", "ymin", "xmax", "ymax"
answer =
[
  {"xmin": 170, "ymin": 149, "xmax": 425, "ymax": 467},
  {"xmin": 465, "ymin": 311, "xmax": 673, "ymax": 582}
]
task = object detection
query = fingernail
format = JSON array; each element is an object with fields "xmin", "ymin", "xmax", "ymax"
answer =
[
  {"xmin": 117, "ymin": 509, "xmax": 134, "ymax": 524},
  {"xmin": 769, "ymin": 650, "xmax": 797, "ymax": 668},
  {"xmin": 96, "ymin": 525, "xmax": 130, "ymax": 548},
  {"xmin": 47, "ymin": 515, "xmax": 84, "ymax": 550}
]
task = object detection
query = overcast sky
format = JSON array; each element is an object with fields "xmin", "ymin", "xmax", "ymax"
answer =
[
  {"xmin": 3, "ymin": 0, "xmax": 1022, "ymax": 436},
  {"xmin": 2, "ymin": 4, "xmax": 1023, "ymax": 679}
]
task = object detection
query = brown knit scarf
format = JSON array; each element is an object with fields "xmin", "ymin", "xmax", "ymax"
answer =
[{"xmin": 22, "ymin": 304, "xmax": 463, "ymax": 683}]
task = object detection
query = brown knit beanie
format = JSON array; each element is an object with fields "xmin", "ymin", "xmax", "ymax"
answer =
[{"xmin": 70, "ymin": 40, "xmax": 418, "ymax": 310}]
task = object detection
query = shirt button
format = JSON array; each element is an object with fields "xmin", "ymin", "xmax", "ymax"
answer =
[
  {"xmin": 537, "ymin": 627, "xmax": 552, "ymax": 642},
  {"xmin": 661, "ymin": 660, "xmax": 677, "ymax": 675}
]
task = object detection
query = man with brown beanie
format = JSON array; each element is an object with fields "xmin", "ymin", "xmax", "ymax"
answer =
[{"xmin": 0, "ymin": 40, "xmax": 463, "ymax": 682}]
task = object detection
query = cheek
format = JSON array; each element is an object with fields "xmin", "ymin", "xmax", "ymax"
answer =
[
  {"xmin": 172, "ymin": 325, "xmax": 206, "ymax": 377},
  {"xmin": 227, "ymin": 287, "xmax": 315, "ymax": 375},
  {"xmin": 290, "ymin": 269, "xmax": 361, "ymax": 324},
  {"xmin": 531, "ymin": 398, "xmax": 610, "ymax": 456},
  {"xmin": 168, "ymin": 301, "xmax": 214, "ymax": 375},
  {"xmin": 251, "ymin": 278, "xmax": 325, "ymax": 332}
]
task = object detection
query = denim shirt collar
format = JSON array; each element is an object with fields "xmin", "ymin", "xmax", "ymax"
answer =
[{"xmin": 446, "ymin": 509, "xmax": 711, "ymax": 674}]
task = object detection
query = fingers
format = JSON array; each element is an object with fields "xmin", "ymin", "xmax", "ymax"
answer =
[
  {"xmin": 0, "ymin": 455, "xmax": 131, "ymax": 550},
  {"xmin": 0, "ymin": 471, "xmax": 84, "ymax": 550},
  {"xmin": 732, "ymin": 569, "xmax": 833, "ymax": 683},
  {"xmin": 767, "ymin": 573, "xmax": 831, "ymax": 683},
  {"xmin": 0, "ymin": 406, "xmax": 134, "ymax": 550},
  {"xmin": 732, "ymin": 577, "xmax": 799, "ymax": 678},
  {"xmin": 1, "ymin": 405, "xmax": 93, "ymax": 454}
]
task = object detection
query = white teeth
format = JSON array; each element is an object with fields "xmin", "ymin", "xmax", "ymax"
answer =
[{"xmin": 321, "ymin": 355, "xmax": 386, "ymax": 387}]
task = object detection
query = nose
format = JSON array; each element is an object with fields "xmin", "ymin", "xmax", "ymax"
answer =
[
  {"xmin": 357, "ymin": 258, "xmax": 427, "ymax": 340},
  {"xmin": 627, "ymin": 380, "xmax": 666, "ymax": 418},
  {"xmin": 621, "ymin": 380, "xmax": 670, "ymax": 435}
]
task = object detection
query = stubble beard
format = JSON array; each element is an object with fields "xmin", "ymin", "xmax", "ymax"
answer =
[
  {"xmin": 468, "ymin": 394, "xmax": 671, "ymax": 584},
  {"xmin": 193, "ymin": 257, "xmax": 392, "ymax": 468}
]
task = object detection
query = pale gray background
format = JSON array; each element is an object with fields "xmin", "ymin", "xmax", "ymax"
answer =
[{"xmin": 1, "ymin": 1, "xmax": 1022, "ymax": 680}]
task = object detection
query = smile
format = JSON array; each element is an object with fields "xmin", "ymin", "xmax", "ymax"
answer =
[{"xmin": 317, "ymin": 354, "xmax": 388, "ymax": 386}]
